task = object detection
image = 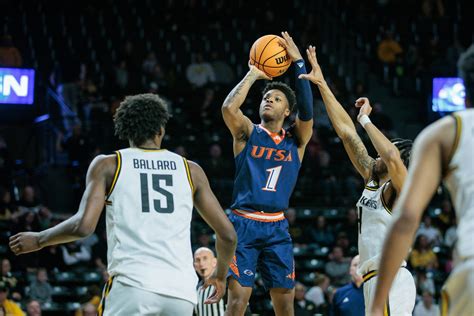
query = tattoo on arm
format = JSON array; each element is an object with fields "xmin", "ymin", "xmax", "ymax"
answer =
[
  {"xmin": 345, "ymin": 134, "xmax": 375, "ymax": 176},
  {"xmin": 223, "ymin": 74, "xmax": 255, "ymax": 107}
]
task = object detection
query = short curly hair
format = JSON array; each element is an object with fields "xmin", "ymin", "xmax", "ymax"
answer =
[
  {"xmin": 114, "ymin": 93, "xmax": 170, "ymax": 146},
  {"xmin": 262, "ymin": 82, "xmax": 297, "ymax": 112}
]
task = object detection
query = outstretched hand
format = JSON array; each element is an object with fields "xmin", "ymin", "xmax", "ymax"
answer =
[
  {"xmin": 9, "ymin": 232, "xmax": 42, "ymax": 255},
  {"xmin": 248, "ymin": 61, "xmax": 272, "ymax": 80},
  {"xmin": 355, "ymin": 97, "xmax": 372, "ymax": 120},
  {"xmin": 202, "ymin": 271, "xmax": 226, "ymax": 304},
  {"xmin": 298, "ymin": 45, "xmax": 325, "ymax": 85},
  {"xmin": 279, "ymin": 31, "xmax": 303, "ymax": 62}
]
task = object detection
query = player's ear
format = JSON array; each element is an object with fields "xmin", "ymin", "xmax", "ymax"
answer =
[
  {"xmin": 212, "ymin": 257, "xmax": 217, "ymax": 267},
  {"xmin": 284, "ymin": 106, "xmax": 291, "ymax": 118}
]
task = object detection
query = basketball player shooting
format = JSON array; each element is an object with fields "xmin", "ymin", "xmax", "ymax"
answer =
[
  {"xmin": 370, "ymin": 45, "xmax": 474, "ymax": 316},
  {"xmin": 299, "ymin": 46, "xmax": 416, "ymax": 315},
  {"xmin": 221, "ymin": 31, "xmax": 314, "ymax": 316},
  {"xmin": 9, "ymin": 94, "xmax": 237, "ymax": 315}
]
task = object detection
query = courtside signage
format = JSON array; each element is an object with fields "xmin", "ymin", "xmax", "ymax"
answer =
[{"xmin": 0, "ymin": 68, "xmax": 35, "ymax": 104}]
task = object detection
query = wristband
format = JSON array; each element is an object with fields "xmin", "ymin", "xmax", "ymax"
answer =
[{"xmin": 358, "ymin": 114, "xmax": 371, "ymax": 127}]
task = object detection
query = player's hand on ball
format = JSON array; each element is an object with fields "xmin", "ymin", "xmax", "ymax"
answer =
[
  {"xmin": 248, "ymin": 61, "xmax": 272, "ymax": 80},
  {"xmin": 203, "ymin": 271, "xmax": 226, "ymax": 304},
  {"xmin": 279, "ymin": 31, "xmax": 303, "ymax": 62},
  {"xmin": 355, "ymin": 97, "xmax": 372, "ymax": 120},
  {"xmin": 9, "ymin": 232, "xmax": 42, "ymax": 255},
  {"xmin": 298, "ymin": 45, "xmax": 325, "ymax": 85}
]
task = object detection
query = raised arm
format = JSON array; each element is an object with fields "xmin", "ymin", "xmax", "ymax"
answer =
[
  {"xmin": 9, "ymin": 155, "xmax": 115, "ymax": 255},
  {"xmin": 188, "ymin": 161, "xmax": 237, "ymax": 304},
  {"xmin": 355, "ymin": 98, "xmax": 407, "ymax": 193},
  {"xmin": 222, "ymin": 65, "xmax": 271, "ymax": 155},
  {"xmin": 370, "ymin": 116, "xmax": 455, "ymax": 316},
  {"xmin": 279, "ymin": 31, "xmax": 314, "ymax": 151},
  {"xmin": 299, "ymin": 46, "xmax": 375, "ymax": 181}
]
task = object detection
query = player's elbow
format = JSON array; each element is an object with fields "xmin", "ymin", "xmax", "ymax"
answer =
[
  {"xmin": 218, "ymin": 228, "xmax": 237, "ymax": 247},
  {"xmin": 74, "ymin": 220, "xmax": 95, "ymax": 238}
]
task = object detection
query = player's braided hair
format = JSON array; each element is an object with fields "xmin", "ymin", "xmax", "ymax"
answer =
[
  {"xmin": 458, "ymin": 44, "xmax": 474, "ymax": 104},
  {"xmin": 262, "ymin": 82, "xmax": 297, "ymax": 112},
  {"xmin": 114, "ymin": 93, "xmax": 170, "ymax": 146},
  {"xmin": 391, "ymin": 138, "xmax": 413, "ymax": 168}
]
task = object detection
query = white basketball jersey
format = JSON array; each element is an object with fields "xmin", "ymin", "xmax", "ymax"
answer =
[
  {"xmin": 444, "ymin": 109, "xmax": 474, "ymax": 260},
  {"xmin": 356, "ymin": 180, "xmax": 405, "ymax": 274},
  {"xmin": 105, "ymin": 148, "xmax": 198, "ymax": 304}
]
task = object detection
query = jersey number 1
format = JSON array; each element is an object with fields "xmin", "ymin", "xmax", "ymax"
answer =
[
  {"xmin": 140, "ymin": 173, "xmax": 174, "ymax": 213},
  {"xmin": 262, "ymin": 166, "xmax": 282, "ymax": 192}
]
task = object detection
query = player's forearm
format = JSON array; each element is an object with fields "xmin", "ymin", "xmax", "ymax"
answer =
[
  {"xmin": 294, "ymin": 60, "xmax": 314, "ymax": 121},
  {"xmin": 372, "ymin": 213, "xmax": 419, "ymax": 311},
  {"xmin": 214, "ymin": 232, "xmax": 237, "ymax": 280},
  {"xmin": 316, "ymin": 81, "xmax": 356, "ymax": 139},
  {"xmin": 363, "ymin": 123, "xmax": 399, "ymax": 163},
  {"xmin": 222, "ymin": 71, "xmax": 258, "ymax": 113},
  {"xmin": 38, "ymin": 214, "xmax": 91, "ymax": 248}
]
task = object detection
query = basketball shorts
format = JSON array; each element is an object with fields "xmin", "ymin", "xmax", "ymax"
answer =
[
  {"xmin": 98, "ymin": 277, "xmax": 194, "ymax": 316},
  {"xmin": 362, "ymin": 267, "xmax": 416, "ymax": 316},
  {"xmin": 227, "ymin": 210, "xmax": 295, "ymax": 289},
  {"xmin": 441, "ymin": 257, "xmax": 474, "ymax": 316}
]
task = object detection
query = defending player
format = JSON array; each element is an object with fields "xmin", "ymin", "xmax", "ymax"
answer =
[
  {"xmin": 222, "ymin": 32, "xmax": 314, "ymax": 316},
  {"xmin": 299, "ymin": 46, "xmax": 416, "ymax": 315},
  {"xmin": 9, "ymin": 93, "xmax": 237, "ymax": 315},
  {"xmin": 371, "ymin": 45, "xmax": 474, "ymax": 316}
]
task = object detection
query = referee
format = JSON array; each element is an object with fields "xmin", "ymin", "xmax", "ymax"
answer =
[{"xmin": 194, "ymin": 247, "xmax": 225, "ymax": 316}]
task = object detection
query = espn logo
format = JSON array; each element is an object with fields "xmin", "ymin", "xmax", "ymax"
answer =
[{"xmin": 0, "ymin": 68, "xmax": 35, "ymax": 104}]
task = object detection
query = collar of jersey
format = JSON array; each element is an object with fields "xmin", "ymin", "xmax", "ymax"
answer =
[{"xmin": 258, "ymin": 124, "xmax": 286, "ymax": 145}]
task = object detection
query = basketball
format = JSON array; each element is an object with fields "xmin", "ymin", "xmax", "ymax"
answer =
[{"xmin": 249, "ymin": 35, "xmax": 291, "ymax": 78}]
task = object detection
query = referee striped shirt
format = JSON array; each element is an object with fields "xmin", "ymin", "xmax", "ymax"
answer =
[{"xmin": 195, "ymin": 281, "xmax": 225, "ymax": 316}]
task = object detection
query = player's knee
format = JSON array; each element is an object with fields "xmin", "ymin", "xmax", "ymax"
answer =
[{"xmin": 226, "ymin": 296, "xmax": 249, "ymax": 314}]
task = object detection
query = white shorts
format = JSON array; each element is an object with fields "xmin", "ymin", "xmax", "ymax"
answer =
[
  {"xmin": 363, "ymin": 268, "xmax": 416, "ymax": 316},
  {"xmin": 441, "ymin": 258, "xmax": 474, "ymax": 316},
  {"xmin": 98, "ymin": 277, "xmax": 194, "ymax": 316}
]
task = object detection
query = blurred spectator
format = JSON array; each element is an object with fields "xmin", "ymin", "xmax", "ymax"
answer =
[
  {"xmin": 325, "ymin": 246, "xmax": 351, "ymax": 287},
  {"xmin": 0, "ymin": 137, "xmax": 12, "ymax": 187},
  {"xmin": 79, "ymin": 303, "xmax": 97, "ymax": 316},
  {"xmin": 443, "ymin": 222, "xmax": 457, "ymax": 248},
  {"xmin": 27, "ymin": 268, "xmax": 52, "ymax": 303},
  {"xmin": 92, "ymin": 231, "xmax": 107, "ymax": 270},
  {"xmin": 36, "ymin": 208, "xmax": 53, "ymax": 231},
  {"xmin": 416, "ymin": 215, "xmax": 442, "ymax": 245},
  {"xmin": 0, "ymin": 188, "xmax": 17, "ymax": 222},
  {"xmin": 434, "ymin": 200, "xmax": 454, "ymax": 233},
  {"xmin": 58, "ymin": 123, "xmax": 94, "ymax": 168},
  {"xmin": 413, "ymin": 291, "xmax": 439, "ymax": 316},
  {"xmin": 305, "ymin": 273, "xmax": 330, "ymax": 309},
  {"xmin": 369, "ymin": 103, "xmax": 394, "ymax": 134},
  {"xmin": 74, "ymin": 285, "xmax": 101, "ymax": 316},
  {"xmin": 18, "ymin": 186, "xmax": 42, "ymax": 214},
  {"xmin": 142, "ymin": 52, "xmax": 158, "ymax": 74},
  {"xmin": 286, "ymin": 208, "xmax": 305, "ymax": 245},
  {"xmin": 410, "ymin": 235, "xmax": 438, "ymax": 270},
  {"xmin": 148, "ymin": 64, "xmax": 167, "ymax": 90},
  {"xmin": 60, "ymin": 241, "xmax": 92, "ymax": 267},
  {"xmin": 114, "ymin": 60, "xmax": 129, "ymax": 92},
  {"xmin": 336, "ymin": 208, "xmax": 358, "ymax": 247},
  {"xmin": 0, "ymin": 34, "xmax": 22, "ymax": 67},
  {"xmin": 294, "ymin": 282, "xmax": 317, "ymax": 316},
  {"xmin": 414, "ymin": 269, "xmax": 435, "ymax": 297},
  {"xmin": 195, "ymin": 229, "xmax": 213, "ymax": 249},
  {"xmin": 202, "ymin": 144, "xmax": 232, "ymax": 179},
  {"xmin": 331, "ymin": 255, "xmax": 364, "ymax": 316},
  {"xmin": 309, "ymin": 216, "xmax": 334, "ymax": 247},
  {"xmin": 377, "ymin": 32, "xmax": 403, "ymax": 64},
  {"xmin": 1, "ymin": 259, "xmax": 17, "ymax": 290},
  {"xmin": 0, "ymin": 281, "xmax": 24, "ymax": 316},
  {"xmin": 210, "ymin": 52, "xmax": 235, "ymax": 85},
  {"xmin": 186, "ymin": 54, "xmax": 216, "ymax": 88},
  {"xmin": 25, "ymin": 299, "xmax": 41, "ymax": 316},
  {"xmin": 174, "ymin": 146, "xmax": 188, "ymax": 158},
  {"xmin": 420, "ymin": 0, "xmax": 445, "ymax": 19}
]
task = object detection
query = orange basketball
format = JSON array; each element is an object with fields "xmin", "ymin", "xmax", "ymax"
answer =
[{"xmin": 249, "ymin": 35, "xmax": 291, "ymax": 78}]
